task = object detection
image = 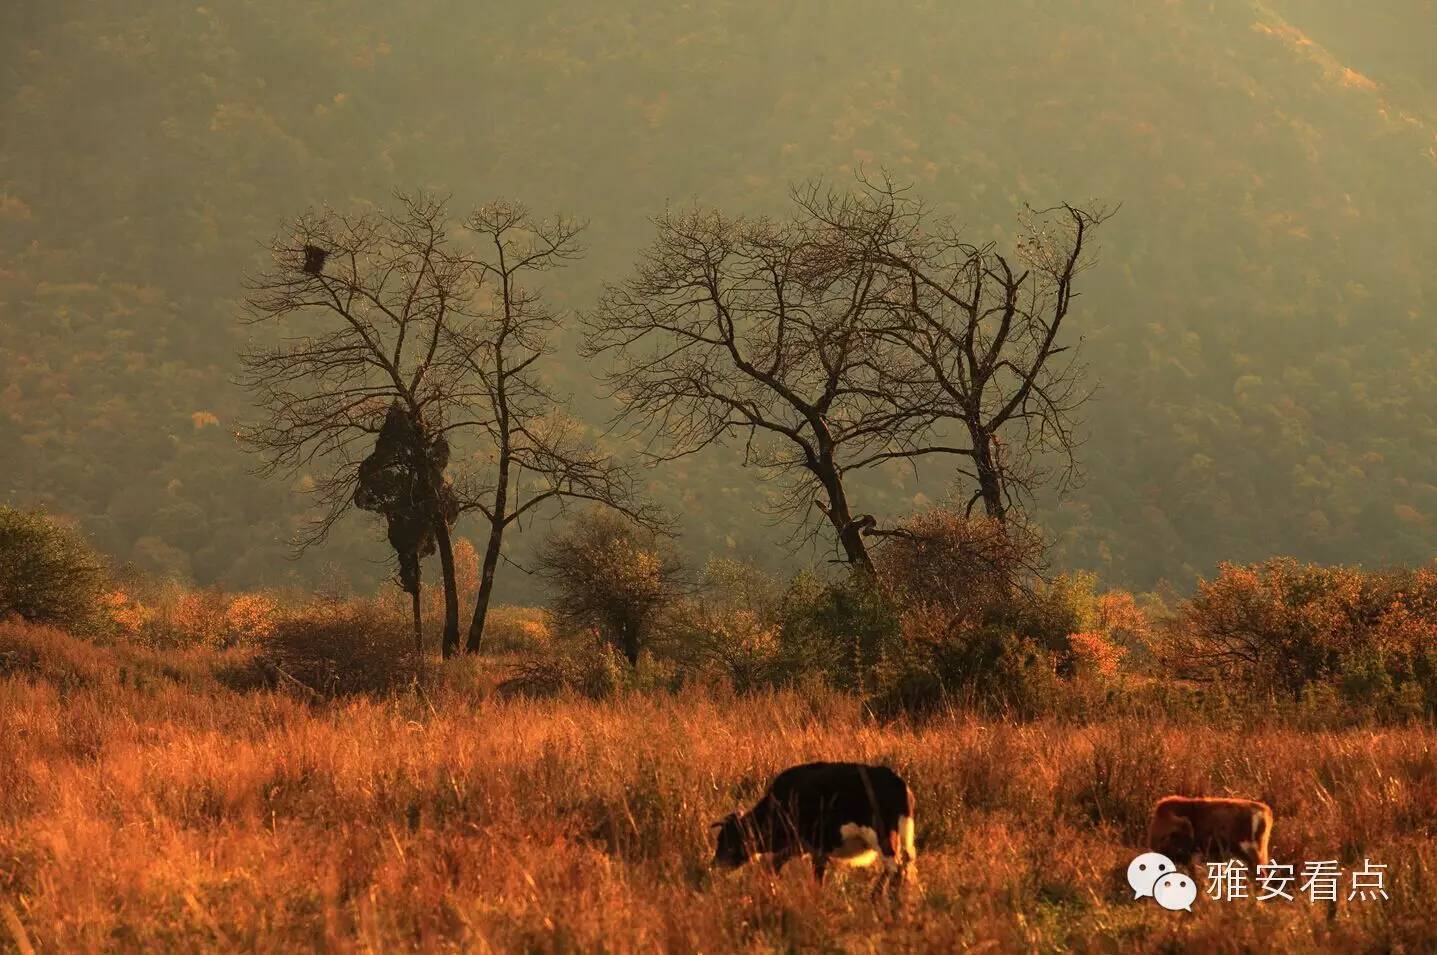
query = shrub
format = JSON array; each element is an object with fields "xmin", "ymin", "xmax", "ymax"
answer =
[
  {"xmin": 495, "ymin": 627, "xmax": 686, "ymax": 700},
  {"xmin": 257, "ymin": 595, "xmax": 418, "ymax": 695},
  {"xmin": 776, "ymin": 570, "xmax": 903, "ymax": 692},
  {"xmin": 874, "ymin": 511, "xmax": 1085, "ymax": 653},
  {"xmin": 660, "ymin": 561, "xmax": 911, "ymax": 695},
  {"xmin": 101, "ymin": 582, "xmax": 280, "ymax": 651},
  {"xmin": 868, "ymin": 609, "xmax": 1062, "ymax": 719},
  {"xmin": 480, "ymin": 605, "xmax": 554, "ymax": 654},
  {"xmin": 0, "ymin": 507, "xmax": 105, "ymax": 631},
  {"xmin": 661, "ymin": 559, "xmax": 787, "ymax": 691},
  {"xmin": 223, "ymin": 592, "xmax": 281, "ymax": 645},
  {"xmin": 1067, "ymin": 630, "xmax": 1126, "ymax": 676},
  {"xmin": 536, "ymin": 510, "xmax": 685, "ymax": 667},
  {"xmin": 497, "ymin": 639, "xmax": 634, "ymax": 700},
  {"xmin": 859, "ymin": 511, "xmax": 1094, "ymax": 715},
  {"xmin": 876, "ymin": 510, "xmax": 1045, "ymax": 627},
  {"xmin": 1172, "ymin": 559, "xmax": 1437, "ymax": 716}
]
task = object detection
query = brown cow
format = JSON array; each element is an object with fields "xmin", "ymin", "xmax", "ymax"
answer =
[{"xmin": 1148, "ymin": 796, "xmax": 1273, "ymax": 869}]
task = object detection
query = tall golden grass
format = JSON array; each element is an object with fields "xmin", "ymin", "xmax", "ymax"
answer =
[{"xmin": 1, "ymin": 618, "xmax": 1433, "ymax": 953}]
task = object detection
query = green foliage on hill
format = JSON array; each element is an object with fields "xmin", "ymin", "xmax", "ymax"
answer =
[{"xmin": 2, "ymin": 0, "xmax": 1434, "ymax": 593}]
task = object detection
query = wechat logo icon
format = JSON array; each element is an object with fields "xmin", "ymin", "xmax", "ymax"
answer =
[{"xmin": 1128, "ymin": 852, "xmax": 1195, "ymax": 912}]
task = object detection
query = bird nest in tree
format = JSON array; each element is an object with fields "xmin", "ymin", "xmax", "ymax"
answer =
[{"xmin": 302, "ymin": 244, "xmax": 329, "ymax": 275}]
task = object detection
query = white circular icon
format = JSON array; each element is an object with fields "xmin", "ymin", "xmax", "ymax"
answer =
[
  {"xmin": 1153, "ymin": 873, "xmax": 1197, "ymax": 912},
  {"xmin": 1126, "ymin": 852, "xmax": 1176, "ymax": 898}
]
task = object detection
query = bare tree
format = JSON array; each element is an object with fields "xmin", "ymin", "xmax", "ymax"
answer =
[
  {"xmin": 239, "ymin": 193, "xmax": 471, "ymax": 655},
  {"xmin": 446, "ymin": 201, "xmax": 659, "ymax": 653},
  {"xmin": 799, "ymin": 174, "xmax": 1114, "ymax": 522},
  {"xmin": 586, "ymin": 206, "xmax": 935, "ymax": 572}
]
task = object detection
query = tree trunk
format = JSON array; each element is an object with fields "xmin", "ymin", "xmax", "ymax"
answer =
[
  {"xmin": 433, "ymin": 517, "xmax": 461, "ymax": 657},
  {"xmin": 815, "ymin": 457, "xmax": 874, "ymax": 573},
  {"xmin": 621, "ymin": 621, "xmax": 641, "ymax": 668},
  {"xmin": 970, "ymin": 427, "xmax": 1007, "ymax": 522},
  {"xmin": 465, "ymin": 449, "xmax": 510, "ymax": 654},
  {"xmin": 410, "ymin": 572, "xmax": 423, "ymax": 656},
  {"xmin": 465, "ymin": 520, "xmax": 505, "ymax": 654}
]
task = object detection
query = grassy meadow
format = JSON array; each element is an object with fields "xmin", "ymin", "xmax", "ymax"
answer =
[{"xmin": 2, "ymin": 615, "xmax": 1434, "ymax": 954}]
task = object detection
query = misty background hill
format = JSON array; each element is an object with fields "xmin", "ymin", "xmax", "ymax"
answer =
[{"xmin": 2, "ymin": 0, "xmax": 1434, "ymax": 599}]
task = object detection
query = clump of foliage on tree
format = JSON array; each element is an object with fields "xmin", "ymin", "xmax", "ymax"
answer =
[{"xmin": 354, "ymin": 401, "xmax": 459, "ymax": 652}]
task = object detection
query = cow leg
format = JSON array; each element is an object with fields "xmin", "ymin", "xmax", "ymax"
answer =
[
  {"xmin": 873, "ymin": 829, "xmax": 904, "ymax": 902},
  {"xmin": 812, "ymin": 855, "xmax": 828, "ymax": 885},
  {"xmin": 1235, "ymin": 841, "xmax": 1265, "ymax": 870},
  {"xmin": 1250, "ymin": 813, "xmax": 1272, "ymax": 868},
  {"xmin": 764, "ymin": 850, "xmax": 794, "ymax": 875},
  {"xmin": 872, "ymin": 853, "xmax": 900, "ymax": 901}
]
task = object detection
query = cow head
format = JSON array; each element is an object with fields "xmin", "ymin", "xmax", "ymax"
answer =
[{"xmin": 710, "ymin": 813, "xmax": 750, "ymax": 869}]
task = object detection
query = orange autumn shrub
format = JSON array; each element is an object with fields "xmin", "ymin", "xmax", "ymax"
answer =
[
  {"xmin": 482, "ymin": 605, "xmax": 554, "ymax": 653},
  {"xmin": 222, "ymin": 592, "xmax": 280, "ymax": 644},
  {"xmin": 1094, "ymin": 590, "xmax": 1152, "ymax": 646},
  {"xmin": 1068, "ymin": 630, "xmax": 1126, "ymax": 675},
  {"xmin": 102, "ymin": 588, "xmax": 154, "ymax": 637},
  {"xmin": 1063, "ymin": 590, "xmax": 1147, "ymax": 676},
  {"xmin": 104, "ymin": 585, "xmax": 283, "ymax": 651},
  {"xmin": 1173, "ymin": 559, "xmax": 1437, "ymax": 714}
]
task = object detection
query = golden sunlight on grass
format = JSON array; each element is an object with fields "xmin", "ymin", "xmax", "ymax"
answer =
[{"xmin": 1, "ymin": 620, "xmax": 1433, "ymax": 953}]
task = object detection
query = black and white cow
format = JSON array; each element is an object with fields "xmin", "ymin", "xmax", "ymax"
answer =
[{"xmin": 710, "ymin": 762, "xmax": 917, "ymax": 894}]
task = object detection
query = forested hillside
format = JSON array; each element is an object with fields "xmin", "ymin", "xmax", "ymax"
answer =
[{"xmin": 2, "ymin": 0, "xmax": 1434, "ymax": 595}]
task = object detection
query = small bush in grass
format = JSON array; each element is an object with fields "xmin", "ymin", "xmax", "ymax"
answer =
[
  {"xmin": 537, "ymin": 510, "xmax": 686, "ymax": 668},
  {"xmin": 1067, "ymin": 630, "xmax": 1126, "ymax": 676},
  {"xmin": 480, "ymin": 605, "xmax": 554, "ymax": 654},
  {"xmin": 858, "ymin": 511, "xmax": 1089, "ymax": 715},
  {"xmin": 662, "ymin": 559, "xmax": 787, "ymax": 691},
  {"xmin": 258, "ymin": 595, "xmax": 417, "ymax": 695},
  {"xmin": 498, "ymin": 638, "xmax": 630, "ymax": 700},
  {"xmin": 222, "ymin": 592, "xmax": 280, "ymax": 645},
  {"xmin": 775, "ymin": 570, "xmax": 903, "ymax": 692},
  {"xmin": 498, "ymin": 632, "xmax": 679, "ymax": 700},
  {"xmin": 868, "ymin": 616, "xmax": 1063, "ymax": 719},
  {"xmin": 0, "ymin": 506, "xmax": 105, "ymax": 631},
  {"xmin": 102, "ymin": 587, "xmax": 154, "ymax": 638},
  {"xmin": 877, "ymin": 510, "xmax": 1045, "ymax": 619}
]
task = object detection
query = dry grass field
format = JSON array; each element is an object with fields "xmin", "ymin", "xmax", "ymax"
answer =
[{"xmin": 1, "ymin": 620, "xmax": 1434, "ymax": 954}]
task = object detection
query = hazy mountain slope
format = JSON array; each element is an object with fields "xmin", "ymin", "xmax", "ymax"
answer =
[{"xmin": 1, "ymin": 0, "xmax": 1433, "ymax": 594}]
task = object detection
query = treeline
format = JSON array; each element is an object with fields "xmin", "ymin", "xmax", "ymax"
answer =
[{"xmin": 5, "ymin": 505, "xmax": 1435, "ymax": 724}]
